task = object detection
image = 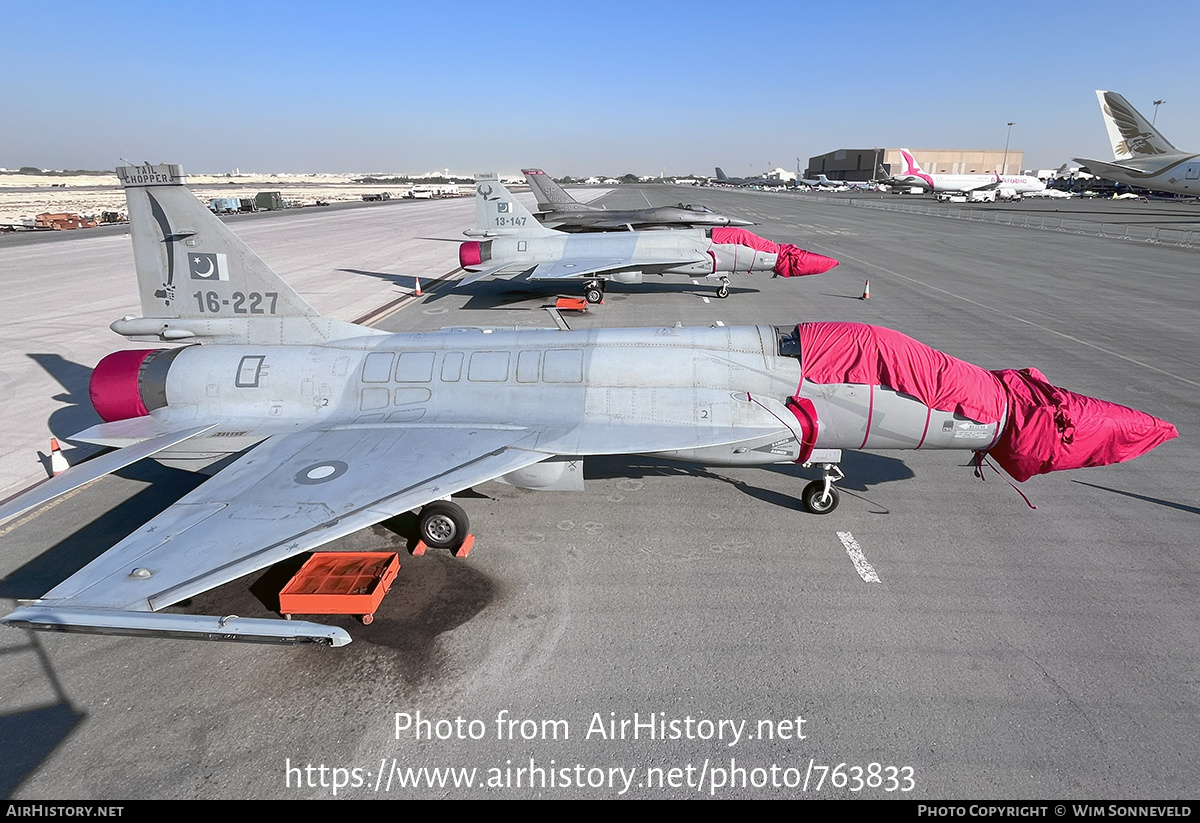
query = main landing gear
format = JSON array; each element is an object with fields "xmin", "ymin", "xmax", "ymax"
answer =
[
  {"xmin": 418, "ymin": 500, "xmax": 470, "ymax": 551},
  {"xmin": 715, "ymin": 276, "xmax": 730, "ymax": 299},
  {"xmin": 800, "ymin": 451, "xmax": 844, "ymax": 514},
  {"xmin": 584, "ymin": 279, "xmax": 606, "ymax": 305}
]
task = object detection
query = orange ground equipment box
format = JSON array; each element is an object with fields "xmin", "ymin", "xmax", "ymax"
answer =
[
  {"xmin": 279, "ymin": 552, "xmax": 400, "ymax": 625},
  {"xmin": 555, "ymin": 297, "xmax": 590, "ymax": 311}
]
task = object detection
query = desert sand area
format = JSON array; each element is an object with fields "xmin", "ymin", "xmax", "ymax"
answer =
[{"xmin": 0, "ymin": 170, "xmax": 470, "ymax": 226}]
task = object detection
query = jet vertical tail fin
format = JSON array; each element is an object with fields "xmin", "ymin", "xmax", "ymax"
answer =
[
  {"xmin": 1096, "ymin": 90, "xmax": 1179, "ymax": 160},
  {"xmin": 522, "ymin": 169, "xmax": 591, "ymax": 212},
  {"xmin": 119, "ymin": 164, "xmax": 318, "ymax": 320},
  {"xmin": 470, "ymin": 173, "xmax": 559, "ymax": 238},
  {"xmin": 715, "ymin": 167, "xmax": 730, "ymax": 182},
  {"xmin": 113, "ymin": 164, "xmax": 378, "ymax": 344}
]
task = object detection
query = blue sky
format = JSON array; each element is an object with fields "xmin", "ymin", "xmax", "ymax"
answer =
[{"xmin": 2, "ymin": 0, "xmax": 1197, "ymax": 176}]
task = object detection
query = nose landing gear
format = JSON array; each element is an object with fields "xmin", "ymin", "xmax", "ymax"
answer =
[
  {"xmin": 800, "ymin": 451, "xmax": 844, "ymax": 514},
  {"xmin": 715, "ymin": 276, "xmax": 730, "ymax": 299},
  {"xmin": 584, "ymin": 279, "xmax": 606, "ymax": 304}
]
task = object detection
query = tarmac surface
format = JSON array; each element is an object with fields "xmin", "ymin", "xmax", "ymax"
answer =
[{"xmin": 0, "ymin": 185, "xmax": 1196, "ymax": 799}]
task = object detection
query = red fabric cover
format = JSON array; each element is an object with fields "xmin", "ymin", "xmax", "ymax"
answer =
[
  {"xmin": 794, "ymin": 322, "xmax": 1177, "ymax": 482},
  {"xmin": 784, "ymin": 396, "xmax": 819, "ymax": 464},
  {"xmin": 710, "ymin": 227, "xmax": 778, "ymax": 251},
  {"xmin": 985, "ymin": 368, "xmax": 1178, "ymax": 482},
  {"xmin": 710, "ymin": 228, "xmax": 839, "ymax": 277},
  {"xmin": 90, "ymin": 349, "xmax": 153, "ymax": 422},
  {"xmin": 459, "ymin": 241, "xmax": 483, "ymax": 268},
  {"xmin": 797, "ymin": 322, "xmax": 1006, "ymax": 424},
  {"xmin": 774, "ymin": 245, "xmax": 839, "ymax": 277}
]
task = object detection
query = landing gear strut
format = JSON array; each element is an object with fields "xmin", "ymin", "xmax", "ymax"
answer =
[
  {"xmin": 801, "ymin": 452, "xmax": 844, "ymax": 515},
  {"xmin": 584, "ymin": 279, "xmax": 606, "ymax": 304},
  {"xmin": 715, "ymin": 277, "xmax": 730, "ymax": 299}
]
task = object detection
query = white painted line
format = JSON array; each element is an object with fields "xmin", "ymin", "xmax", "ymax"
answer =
[
  {"xmin": 837, "ymin": 531, "xmax": 880, "ymax": 583},
  {"xmin": 715, "ymin": 321, "xmax": 725, "ymax": 326},
  {"xmin": 701, "ymin": 296, "xmax": 710, "ymax": 303}
]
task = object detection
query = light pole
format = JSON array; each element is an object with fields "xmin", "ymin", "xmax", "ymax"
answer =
[
  {"xmin": 1153, "ymin": 99, "xmax": 1165, "ymax": 124},
  {"xmin": 1002, "ymin": 122, "xmax": 1014, "ymax": 175}
]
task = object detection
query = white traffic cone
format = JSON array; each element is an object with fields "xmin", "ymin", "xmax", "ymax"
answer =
[
  {"xmin": 860, "ymin": 280, "xmax": 870, "ymax": 300},
  {"xmin": 49, "ymin": 438, "xmax": 69, "ymax": 475},
  {"xmin": 414, "ymin": 276, "xmax": 422, "ymax": 297}
]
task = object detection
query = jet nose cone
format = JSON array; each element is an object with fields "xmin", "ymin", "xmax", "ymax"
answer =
[
  {"xmin": 774, "ymin": 246, "xmax": 839, "ymax": 277},
  {"xmin": 727, "ymin": 217, "xmax": 757, "ymax": 227}
]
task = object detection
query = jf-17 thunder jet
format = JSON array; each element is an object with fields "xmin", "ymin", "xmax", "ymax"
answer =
[
  {"xmin": 1074, "ymin": 90, "xmax": 1200, "ymax": 197},
  {"xmin": 521, "ymin": 168, "xmax": 756, "ymax": 232},
  {"xmin": 0, "ymin": 163, "xmax": 1176, "ymax": 647},
  {"xmin": 460, "ymin": 173, "xmax": 839, "ymax": 303}
]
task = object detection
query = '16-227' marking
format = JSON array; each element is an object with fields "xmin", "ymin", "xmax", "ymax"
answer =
[{"xmin": 193, "ymin": 291, "xmax": 279, "ymax": 314}]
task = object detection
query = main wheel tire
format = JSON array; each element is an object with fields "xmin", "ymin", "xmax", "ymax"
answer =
[
  {"xmin": 802, "ymin": 481, "xmax": 840, "ymax": 515},
  {"xmin": 585, "ymin": 285, "xmax": 604, "ymax": 304},
  {"xmin": 716, "ymin": 282, "xmax": 730, "ymax": 298},
  {"xmin": 419, "ymin": 501, "xmax": 469, "ymax": 550}
]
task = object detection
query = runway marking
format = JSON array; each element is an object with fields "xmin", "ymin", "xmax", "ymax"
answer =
[
  {"xmin": 821, "ymin": 248, "xmax": 1200, "ymax": 388},
  {"xmin": 837, "ymin": 531, "xmax": 880, "ymax": 583},
  {"xmin": 0, "ymin": 481, "xmax": 95, "ymax": 538},
  {"xmin": 715, "ymin": 321, "xmax": 725, "ymax": 326}
]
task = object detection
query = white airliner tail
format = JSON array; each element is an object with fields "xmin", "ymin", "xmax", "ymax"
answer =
[{"xmin": 1097, "ymin": 90, "xmax": 1179, "ymax": 161}]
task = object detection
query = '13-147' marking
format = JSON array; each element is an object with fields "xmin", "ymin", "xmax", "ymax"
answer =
[{"xmin": 193, "ymin": 291, "xmax": 279, "ymax": 314}]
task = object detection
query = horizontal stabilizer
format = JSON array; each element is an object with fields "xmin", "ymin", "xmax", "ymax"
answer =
[
  {"xmin": 2, "ymin": 606, "xmax": 351, "ymax": 646},
  {"xmin": 1072, "ymin": 157, "xmax": 1153, "ymax": 177},
  {"xmin": 0, "ymin": 424, "xmax": 217, "ymax": 528},
  {"xmin": 458, "ymin": 263, "xmax": 534, "ymax": 287}
]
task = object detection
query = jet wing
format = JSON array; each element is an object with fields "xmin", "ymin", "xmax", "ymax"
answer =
[
  {"xmin": 20, "ymin": 425, "xmax": 553, "ymax": 615},
  {"xmin": 965, "ymin": 177, "xmax": 1002, "ymax": 192},
  {"xmin": 528, "ymin": 256, "xmax": 705, "ymax": 280}
]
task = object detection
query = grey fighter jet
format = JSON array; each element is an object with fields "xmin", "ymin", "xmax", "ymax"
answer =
[
  {"xmin": 461, "ymin": 174, "xmax": 837, "ymax": 303},
  {"xmin": 522, "ymin": 168, "xmax": 755, "ymax": 231},
  {"xmin": 0, "ymin": 164, "xmax": 1175, "ymax": 646}
]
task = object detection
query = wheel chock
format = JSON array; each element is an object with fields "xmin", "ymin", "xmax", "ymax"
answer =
[
  {"xmin": 555, "ymin": 297, "xmax": 589, "ymax": 311},
  {"xmin": 412, "ymin": 533, "xmax": 475, "ymax": 558},
  {"xmin": 454, "ymin": 534, "xmax": 476, "ymax": 558}
]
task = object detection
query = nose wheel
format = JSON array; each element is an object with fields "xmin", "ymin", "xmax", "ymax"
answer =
[
  {"xmin": 715, "ymin": 277, "xmax": 730, "ymax": 299},
  {"xmin": 801, "ymin": 454, "xmax": 844, "ymax": 515},
  {"xmin": 584, "ymin": 280, "xmax": 606, "ymax": 304}
]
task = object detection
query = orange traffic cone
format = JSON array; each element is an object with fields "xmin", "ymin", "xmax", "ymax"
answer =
[
  {"xmin": 414, "ymin": 276, "xmax": 422, "ymax": 297},
  {"xmin": 49, "ymin": 438, "xmax": 69, "ymax": 475},
  {"xmin": 860, "ymin": 280, "xmax": 870, "ymax": 300}
]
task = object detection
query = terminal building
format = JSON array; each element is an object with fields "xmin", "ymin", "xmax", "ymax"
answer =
[{"xmin": 805, "ymin": 148, "xmax": 1026, "ymax": 182}]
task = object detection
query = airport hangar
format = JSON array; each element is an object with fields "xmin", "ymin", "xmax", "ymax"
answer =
[{"xmin": 805, "ymin": 147, "xmax": 1027, "ymax": 181}]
